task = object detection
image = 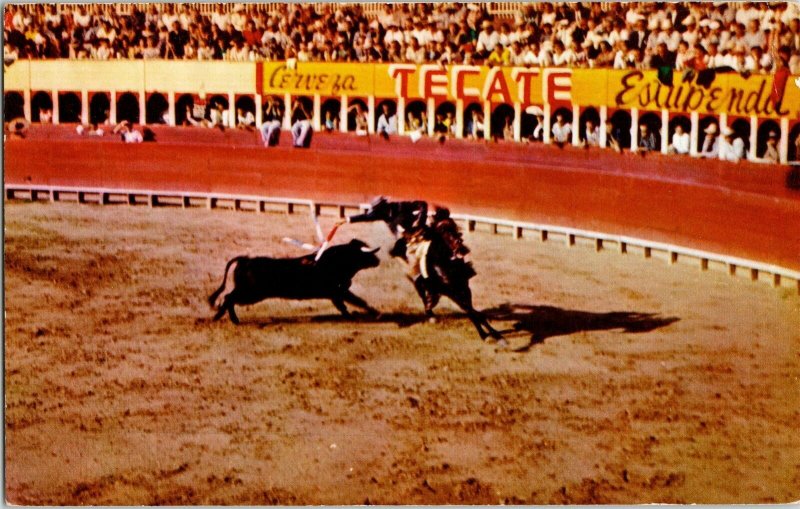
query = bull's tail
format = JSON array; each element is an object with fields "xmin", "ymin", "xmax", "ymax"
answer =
[{"xmin": 208, "ymin": 257, "xmax": 242, "ymax": 309}]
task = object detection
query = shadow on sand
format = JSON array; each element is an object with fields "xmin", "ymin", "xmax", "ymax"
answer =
[
  {"xmin": 205, "ymin": 311, "xmax": 460, "ymax": 329},
  {"xmin": 484, "ymin": 303, "xmax": 679, "ymax": 352},
  {"xmin": 200, "ymin": 304, "xmax": 678, "ymax": 352}
]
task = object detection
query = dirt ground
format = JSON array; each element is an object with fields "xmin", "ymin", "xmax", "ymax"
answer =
[{"xmin": 4, "ymin": 201, "xmax": 799, "ymax": 505}]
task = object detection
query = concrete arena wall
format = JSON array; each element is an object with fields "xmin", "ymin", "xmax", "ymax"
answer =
[{"xmin": 4, "ymin": 125, "xmax": 800, "ymax": 271}]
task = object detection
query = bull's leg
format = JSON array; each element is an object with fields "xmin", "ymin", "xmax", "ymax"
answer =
[
  {"xmin": 226, "ymin": 302, "xmax": 240, "ymax": 324},
  {"xmin": 331, "ymin": 298, "xmax": 352, "ymax": 317},
  {"xmin": 213, "ymin": 297, "xmax": 240, "ymax": 324},
  {"xmin": 212, "ymin": 305, "xmax": 227, "ymax": 322},
  {"xmin": 342, "ymin": 290, "xmax": 379, "ymax": 317}
]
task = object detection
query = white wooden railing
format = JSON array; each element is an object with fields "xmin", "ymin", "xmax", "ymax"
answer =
[{"xmin": 6, "ymin": 183, "xmax": 799, "ymax": 294}]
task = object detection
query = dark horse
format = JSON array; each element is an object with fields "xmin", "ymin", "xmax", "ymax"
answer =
[{"xmin": 347, "ymin": 197, "xmax": 504, "ymax": 342}]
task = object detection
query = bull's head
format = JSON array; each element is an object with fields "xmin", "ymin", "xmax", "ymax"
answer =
[{"xmin": 349, "ymin": 239, "xmax": 381, "ymax": 268}]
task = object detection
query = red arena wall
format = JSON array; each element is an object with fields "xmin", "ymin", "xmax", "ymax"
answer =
[{"xmin": 5, "ymin": 125, "xmax": 800, "ymax": 272}]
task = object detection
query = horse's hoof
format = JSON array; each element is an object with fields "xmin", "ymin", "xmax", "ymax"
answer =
[
  {"xmin": 495, "ymin": 338, "xmax": 509, "ymax": 348},
  {"xmin": 427, "ymin": 316, "xmax": 438, "ymax": 324}
]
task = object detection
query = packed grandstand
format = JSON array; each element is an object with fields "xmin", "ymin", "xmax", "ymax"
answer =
[
  {"xmin": 4, "ymin": 2, "xmax": 800, "ymax": 164},
  {"xmin": 4, "ymin": 2, "xmax": 800, "ymax": 73}
]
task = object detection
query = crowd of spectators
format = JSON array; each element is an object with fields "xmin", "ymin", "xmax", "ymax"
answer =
[{"xmin": 4, "ymin": 2, "xmax": 800, "ymax": 74}]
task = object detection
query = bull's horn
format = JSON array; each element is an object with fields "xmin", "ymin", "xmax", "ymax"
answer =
[{"xmin": 361, "ymin": 246, "xmax": 380, "ymax": 254}]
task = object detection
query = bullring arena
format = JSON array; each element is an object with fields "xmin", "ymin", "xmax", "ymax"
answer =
[{"xmin": 4, "ymin": 1, "xmax": 800, "ymax": 505}]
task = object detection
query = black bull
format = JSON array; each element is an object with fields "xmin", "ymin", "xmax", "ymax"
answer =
[{"xmin": 208, "ymin": 239, "xmax": 380, "ymax": 323}]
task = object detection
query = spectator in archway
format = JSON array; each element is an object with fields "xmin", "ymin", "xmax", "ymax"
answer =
[
  {"xmin": 528, "ymin": 106, "xmax": 545, "ymax": 142},
  {"xmin": 113, "ymin": 120, "xmax": 143, "ymax": 143},
  {"xmin": 582, "ymin": 119, "xmax": 599, "ymax": 148},
  {"xmin": 208, "ymin": 101, "xmax": 226, "ymax": 130},
  {"xmin": 290, "ymin": 99, "xmax": 312, "ymax": 148},
  {"xmin": 39, "ymin": 107, "xmax": 52, "ymax": 124},
  {"xmin": 376, "ymin": 103, "xmax": 397, "ymax": 139},
  {"xmin": 236, "ymin": 108, "xmax": 255, "ymax": 131},
  {"xmin": 760, "ymin": 131, "xmax": 779, "ymax": 163},
  {"xmin": 467, "ymin": 109, "xmax": 484, "ymax": 140},
  {"xmin": 348, "ymin": 104, "xmax": 369, "ymax": 136},
  {"xmin": 669, "ymin": 124, "xmax": 690, "ymax": 154},
  {"xmin": 501, "ymin": 113, "xmax": 514, "ymax": 140},
  {"xmin": 718, "ymin": 126, "xmax": 744, "ymax": 162},
  {"xmin": 323, "ymin": 110, "xmax": 338, "ymax": 132},
  {"xmin": 551, "ymin": 112, "xmax": 571, "ymax": 147},
  {"xmin": 700, "ymin": 124, "xmax": 719, "ymax": 158},
  {"xmin": 260, "ymin": 98, "xmax": 282, "ymax": 146},
  {"xmin": 637, "ymin": 123, "xmax": 658, "ymax": 153},
  {"xmin": 605, "ymin": 119, "xmax": 622, "ymax": 153},
  {"xmin": 445, "ymin": 111, "xmax": 457, "ymax": 138},
  {"xmin": 184, "ymin": 104, "xmax": 204, "ymax": 127}
]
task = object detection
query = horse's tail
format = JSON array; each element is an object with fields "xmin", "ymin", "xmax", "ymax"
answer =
[{"xmin": 208, "ymin": 257, "xmax": 242, "ymax": 308}]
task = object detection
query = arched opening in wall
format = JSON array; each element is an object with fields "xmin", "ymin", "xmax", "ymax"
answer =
[
  {"xmin": 729, "ymin": 118, "xmax": 751, "ymax": 155},
  {"xmin": 4, "ymin": 92, "xmax": 24, "ymax": 120},
  {"xmin": 756, "ymin": 119, "xmax": 780, "ymax": 161},
  {"xmin": 145, "ymin": 93, "xmax": 169, "ymax": 124},
  {"xmin": 117, "ymin": 92, "xmax": 140, "ymax": 124},
  {"xmin": 405, "ymin": 100, "xmax": 426, "ymax": 133},
  {"xmin": 262, "ymin": 95, "xmax": 284, "ymax": 125},
  {"xmin": 491, "ymin": 103, "xmax": 514, "ymax": 140},
  {"xmin": 697, "ymin": 116, "xmax": 718, "ymax": 152},
  {"xmin": 376, "ymin": 99, "xmax": 397, "ymax": 117},
  {"xmin": 235, "ymin": 96, "xmax": 255, "ymax": 115},
  {"xmin": 463, "ymin": 102, "xmax": 483, "ymax": 138},
  {"xmin": 347, "ymin": 97, "xmax": 368, "ymax": 132},
  {"xmin": 321, "ymin": 98, "xmax": 341, "ymax": 131},
  {"xmin": 609, "ymin": 110, "xmax": 632, "ymax": 149},
  {"xmin": 550, "ymin": 106, "xmax": 572, "ymax": 126},
  {"xmin": 376, "ymin": 99, "xmax": 397, "ymax": 132},
  {"xmin": 789, "ymin": 123, "xmax": 800, "ymax": 162},
  {"xmin": 58, "ymin": 92, "xmax": 81, "ymax": 123},
  {"xmin": 520, "ymin": 105, "xmax": 543, "ymax": 140},
  {"xmin": 435, "ymin": 101, "xmax": 455, "ymax": 136},
  {"xmin": 550, "ymin": 106, "xmax": 573, "ymax": 144},
  {"xmin": 233, "ymin": 96, "xmax": 256, "ymax": 127},
  {"xmin": 89, "ymin": 93, "xmax": 110, "ymax": 125},
  {"xmin": 176, "ymin": 94, "xmax": 195, "ymax": 125},
  {"xmin": 578, "ymin": 107, "xmax": 600, "ymax": 144},
  {"xmin": 668, "ymin": 115, "xmax": 690, "ymax": 152},
  {"xmin": 205, "ymin": 94, "xmax": 228, "ymax": 122},
  {"xmin": 31, "ymin": 91, "xmax": 53, "ymax": 122},
  {"xmin": 638, "ymin": 111, "xmax": 662, "ymax": 150},
  {"xmin": 291, "ymin": 95, "xmax": 313, "ymax": 123}
]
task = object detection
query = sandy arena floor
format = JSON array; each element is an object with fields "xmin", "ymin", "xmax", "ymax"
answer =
[{"xmin": 4, "ymin": 201, "xmax": 799, "ymax": 504}]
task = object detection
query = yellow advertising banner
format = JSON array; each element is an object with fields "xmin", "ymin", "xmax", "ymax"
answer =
[
  {"xmin": 261, "ymin": 62, "xmax": 800, "ymax": 119},
  {"xmin": 589, "ymin": 68, "xmax": 799, "ymax": 118}
]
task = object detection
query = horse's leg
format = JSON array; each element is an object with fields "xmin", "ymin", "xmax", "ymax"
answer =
[
  {"xmin": 449, "ymin": 286, "xmax": 504, "ymax": 342},
  {"xmin": 342, "ymin": 290, "xmax": 379, "ymax": 316},
  {"xmin": 413, "ymin": 276, "xmax": 438, "ymax": 319}
]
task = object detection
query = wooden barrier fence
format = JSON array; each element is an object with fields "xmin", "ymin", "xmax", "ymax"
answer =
[{"xmin": 6, "ymin": 183, "xmax": 800, "ymax": 294}]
